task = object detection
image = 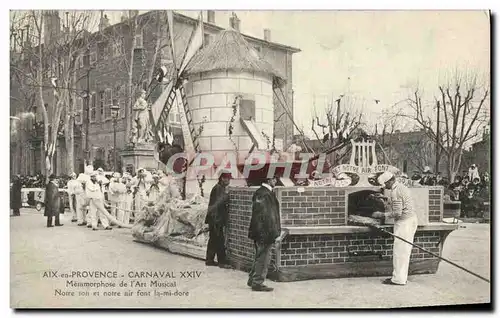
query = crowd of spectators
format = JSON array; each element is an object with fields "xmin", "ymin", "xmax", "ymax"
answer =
[{"xmin": 407, "ymin": 164, "xmax": 490, "ymax": 218}]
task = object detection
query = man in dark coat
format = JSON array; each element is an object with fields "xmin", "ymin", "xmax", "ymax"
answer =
[
  {"xmin": 44, "ymin": 174, "xmax": 63, "ymax": 228},
  {"xmin": 247, "ymin": 174, "xmax": 281, "ymax": 292},
  {"xmin": 11, "ymin": 175, "xmax": 22, "ymax": 216},
  {"xmin": 205, "ymin": 171, "xmax": 232, "ymax": 269}
]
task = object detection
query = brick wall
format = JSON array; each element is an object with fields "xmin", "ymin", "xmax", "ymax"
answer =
[
  {"xmin": 276, "ymin": 188, "xmax": 347, "ymax": 226},
  {"xmin": 279, "ymin": 231, "xmax": 441, "ymax": 267},
  {"xmin": 227, "ymin": 185, "xmax": 444, "ymax": 278},
  {"xmin": 226, "ymin": 187, "xmax": 277, "ymax": 272},
  {"xmin": 428, "ymin": 187, "xmax": 443, "ymax": 223}
]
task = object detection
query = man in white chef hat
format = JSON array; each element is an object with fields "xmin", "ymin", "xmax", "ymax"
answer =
[
  {"xmin": 86, "ymin": 171, "xmax": 112, "ymax": 231},
  {"xmin": 371, "ymin": 171, "xmax": 418, "ymax": 286}
]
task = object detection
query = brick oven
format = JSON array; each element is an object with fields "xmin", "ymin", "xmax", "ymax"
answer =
[
  {"xmin": 226, "ymin": 140, "xmax": 458, "ymax": 282},
  {"xmin": 227, "ymin": 185, "xmax": 457, "ymax": 282}
]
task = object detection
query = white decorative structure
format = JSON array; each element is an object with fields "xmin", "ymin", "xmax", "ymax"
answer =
[{"xmin": 349, "ymin": 139, "xmax": 378, "ymax": 167}]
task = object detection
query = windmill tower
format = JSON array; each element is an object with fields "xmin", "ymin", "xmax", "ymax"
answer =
[{"xmin": 150, "ymin": 11, "xmax": 289, "ymax": 194}]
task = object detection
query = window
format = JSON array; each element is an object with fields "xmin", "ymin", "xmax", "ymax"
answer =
[
  {"xmin": 75, "ymin": 96, "xmax": 83, "ymax": 125},
  {"xmin": 204, "ymin": 33, "xmax": 212, "ymax": 46},
  {"xmin": 83, "ymin": 54, "xmax": 90, "ymax": 67},
  {"xmin": 239, "ymin": 97, "xmax": 256, "ymax": 120},
  {"xmin": 99, "ymin": 91, "xmax": 105, "ymax": 121},
  {"xmin": 121, "ymin": 96, "xmax": 126, "ymax": 119},
  {"xmin": 89, "ymin": 93, "xmax": 97, "ymax": 123},
  {"xmin": 78, "ymin": 55, "xmax": 84, "ymax": 68},
  {"xmin": 90, "ymin": 49, "xmax": 97, "ymax": 64},
  {"xmin": 98, "ymin": 42, "xmax": 107, "ymax": 60},
  {"xmin": 112, "ymin": 38, "xmax": 123, "ymax": 56},
  {"xmin": 134, "ymin": 30, "xmax": 143, "ymax": 48},
  {"xmin": 115, "ymin": 85, "xmax": 122, "ymax": 117},
  {"xmin": 104, "ymin": 88, "xmax": 112, "ymax": 120}
]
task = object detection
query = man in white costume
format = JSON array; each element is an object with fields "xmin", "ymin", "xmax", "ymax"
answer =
[
  {"xmin": 158, "ymin": 170, "xmax": 181, "ymax": 199},
  {"xmin": 96, "ymin": 167, "xmax": 110, "ymax": 191},
  {"xmin": 86, "ymin": 171, "xmax": 112, "ymax": 231},
  {"xmin": 66, "ymin": 172, "xmax": 82, "ymax": 223},
  {"xmin": 468, "ymin": 164, "xmax": 480, "ymax": 182},
  {"xmin": 131, "ymin": 168, "xmax": 151, "ymax": 219},
  {"xmin": 372, "ymin": 171, "xmax": 418, "ymax": 286},
  {"xmin": 77, "ymin": 165, "xmax": 94, "ymax": 226},
  {"xmin": 148, "ymin": 173, "xmax": 161, "ymax": 204},
  {"xmin": 108, "ymin": 172, "xmax": 122, "ymax": 218},
  {"xmin": 119, "ymin": 181, "xmax": 134, "ymax": 226}
]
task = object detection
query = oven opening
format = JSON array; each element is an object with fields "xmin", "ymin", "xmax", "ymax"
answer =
[{"xmin": 348, "ymin": 189, "xmax": 386, "ymax": 218}]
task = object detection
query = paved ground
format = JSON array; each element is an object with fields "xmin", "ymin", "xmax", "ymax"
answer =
[{"xmin": 10, "ymin": 208, "xmax": 491, "ymax": 308}]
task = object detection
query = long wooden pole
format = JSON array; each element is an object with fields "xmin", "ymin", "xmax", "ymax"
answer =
[{"xmin": 375, "ymin": 226, "xmax": 490, "ymax": 284}]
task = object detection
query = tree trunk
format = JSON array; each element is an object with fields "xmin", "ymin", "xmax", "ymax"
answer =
[
  {"xmin": 125, "ymin": 16, "xmax": 138, "ymax": 145},
  {"xmin": 65, "ymin": 70, "xmax": 77, "ymax": 174}
]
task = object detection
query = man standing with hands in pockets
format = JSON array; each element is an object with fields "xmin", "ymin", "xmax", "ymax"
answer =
[
  {"xmin": 372, "ymin": 171, "xmax": 418, "ymax": 286},
  {"xmin": 205, "ymin": 170, "xmax": 232, "ymax": 269},
  {"xmin": 247, "ymin": 173, "xmax": 282, "ymax": 292}
]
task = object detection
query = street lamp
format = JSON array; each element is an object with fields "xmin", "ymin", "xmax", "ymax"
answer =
[{"xmin": 111, "ymin": 101, "xmax": 120, "ymax": 172}]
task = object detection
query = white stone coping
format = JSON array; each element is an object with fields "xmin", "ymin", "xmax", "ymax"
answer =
[{"xmin": 285, "ymin": 223, "xmax": 459, "ymax": 235}]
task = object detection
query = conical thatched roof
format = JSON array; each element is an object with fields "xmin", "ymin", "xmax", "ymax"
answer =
[{"xmin": 184, "ymin": 29, "xmax": 286, "ymax": 86}]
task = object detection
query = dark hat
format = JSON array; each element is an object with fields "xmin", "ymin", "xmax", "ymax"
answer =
[{"xmin": 48, "ymin": 174, "xmax": 56, "ymax": 181}]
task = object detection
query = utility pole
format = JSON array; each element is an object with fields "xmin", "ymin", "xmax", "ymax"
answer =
[{"xmin": 435, "ymin": 100, "xmax": 440, "ymax": 174}]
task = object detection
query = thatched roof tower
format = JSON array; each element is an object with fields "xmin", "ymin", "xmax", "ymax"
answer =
[{"xmin": 184, "ymin": 28, "xmax": 286, "ymax": 87}]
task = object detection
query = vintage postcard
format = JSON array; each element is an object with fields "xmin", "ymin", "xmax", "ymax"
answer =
[{"xmin": 9, "ymin": 9, "xmax": 490, "ymax": 309}]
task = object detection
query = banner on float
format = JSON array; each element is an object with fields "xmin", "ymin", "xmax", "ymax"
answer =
[
  {"xmin": 309, "ymin": 177, "xmax": 351, "ymax": 187},
  {"xmin": 330, "ymin": 164, "xmax": 401, "ymax": 176}
]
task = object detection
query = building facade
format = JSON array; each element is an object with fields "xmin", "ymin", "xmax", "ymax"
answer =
[{"xmin": 10, "ymin": 10, "xmax": 300, "ymax": 176}]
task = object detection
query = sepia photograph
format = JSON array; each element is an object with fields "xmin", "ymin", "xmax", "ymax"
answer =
[{"xmin": 8, "ymin": 7, "xmax": 491, "ymax": 309}]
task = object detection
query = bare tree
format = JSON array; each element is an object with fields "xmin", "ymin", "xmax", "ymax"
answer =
[
  {"xmin": 10, "ymin": 10, "xmax": 99, "ymax": 179},
  {"xmin": 406, "ymin": 69, "xmax": 490, "ymax": 180},
  {"xmin": 311, "ymin": 94, "xmax": 363, "ymax": 165}
]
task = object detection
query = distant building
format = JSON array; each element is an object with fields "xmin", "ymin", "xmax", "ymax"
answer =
[
  {"xmin": 10, "ymin": 10, "xmax": 300, "ymax": 176},
  {"xmin": 461, "ymin": 127, "xmax": 491, "ymax": 176},
  {"xmin": 375, "ymin": 129, "xmax": 445, "ymax": 175}
]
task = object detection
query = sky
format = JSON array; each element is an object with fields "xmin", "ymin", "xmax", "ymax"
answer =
[{"xmin": 12, "ymin": 10, "xmax": 491, "ymax": 138}]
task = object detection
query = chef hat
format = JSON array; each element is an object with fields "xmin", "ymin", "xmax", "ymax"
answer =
[
  {"xmin": 113, "ymin": 172, "xmax": 121, "ymax": 178},
  {"xmin": 97, "ymin": 167, "xmax": 104, "ymax": 172},
  {"xmin": 90, "ymin": 171, "xmax": 98, "ymax": 177},
  {"xmin": 377, "ymin": 171, "xmax": 394, "ymax": 185},
  {"xmin": 70, "ymin": 172, "xmax": 77, "ymax": 178},
  {"xmin": 219, "ymin": 169, "xmax": 233, "ymax": 179}
]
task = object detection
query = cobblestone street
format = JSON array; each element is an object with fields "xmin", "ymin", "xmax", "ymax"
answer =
[{"xmin": 10, "ymin": 208, "xmax": 490, "ymax": 308}]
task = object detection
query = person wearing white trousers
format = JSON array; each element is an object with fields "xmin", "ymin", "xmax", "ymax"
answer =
[
  {"xmin": 77, "ymin": 166, "xmax": 94, "ymax": 227},
  {"xmin": 69, "ymin": 174, "xmax": 86, "ymax": 226},
  {"xmin": 119, "ymin": 185, "xmax": 133, "ymax": 226},
  {"xmin": 85, "ymin": 172, "xmax": 112, "ymax": 231},
  {"xmin": 108, "ymin": 173, "xmax": 122, "ymax": 219},
  {"xmin": 66, "ymin": 173, "xmax": 80, "ymax": 222},
  {"xmin": 372, "ymin": 171, "xmax": 417, "ymax": 286}
]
